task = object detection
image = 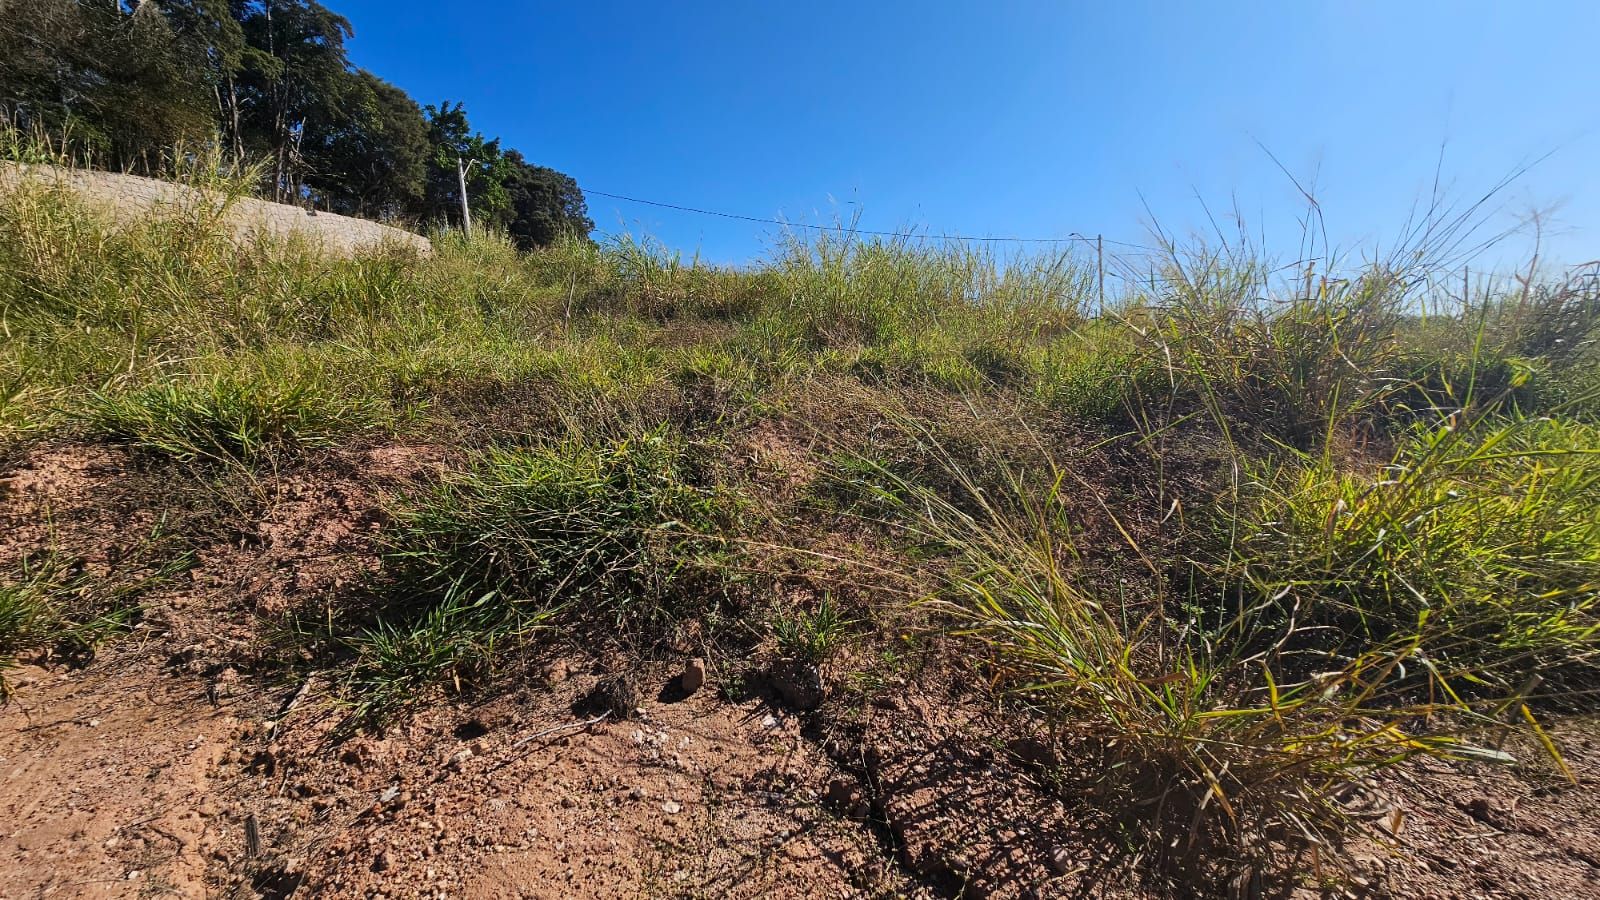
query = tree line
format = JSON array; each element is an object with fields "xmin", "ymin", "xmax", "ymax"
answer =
[{"xmin": 0, "ymin": 0, "xmax": 592, "ymax": 247}]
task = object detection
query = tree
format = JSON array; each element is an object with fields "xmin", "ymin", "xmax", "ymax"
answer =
[
  {"xmin": 421, "ymin": 101, "xmax": 511, "ymax": 229},
  {"xmin": 302, "ymin": 70, "xmax": 428, "ymax": 219},
  {"xmin": 0, "ymin": 0, "xmax": 590, "ymax": 241},
  {"xmin": 96, "ymin": 2, "xmax": 217, "ymax": 169},
  {"xmin": 150, "ymin": 0, "xmax": 247, "ymax": 156},
  {"xmin": 232, "ymin": 0, "xmax": 355, "ymax": 200},
  {"xmin": 0, "ymin": 0, "xmax": 214, "ymax": 169},
  {"xmin": 502, "ymin": 149, "xmax": 592, "ymax": 249}
]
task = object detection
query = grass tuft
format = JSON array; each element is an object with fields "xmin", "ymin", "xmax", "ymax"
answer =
[{"xmin": 79, "ymin": 373, "xmax": 383, "ymax": 465}]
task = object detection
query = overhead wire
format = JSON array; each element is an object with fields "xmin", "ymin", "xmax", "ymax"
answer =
[{"xmin": 583, "ymin": 188, "xmax": 1158, "ymax": 251}]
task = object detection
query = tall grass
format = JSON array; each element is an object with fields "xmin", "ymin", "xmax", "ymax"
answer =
[
  {"xmin": 79, "ymin": 371, "xmax": 385, "ymax": 465},
  {"xmin": 849, "ymin": 407, "xmax": 1591, "ymax": 875},
  {"xmin": 1231, "ymin": 412, "xmax": 1600, "ymax": 689},
  {"xmin": 5, "ymin": 141, "xmax": 1600, "ymax": 883}
]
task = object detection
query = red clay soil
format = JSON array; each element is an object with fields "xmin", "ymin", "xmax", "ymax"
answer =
[{"xmin": 4, "ymin": 442, "xmax": 1600, "ymax": 899}]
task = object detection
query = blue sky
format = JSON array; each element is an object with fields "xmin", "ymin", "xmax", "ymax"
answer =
[{"xmin": 336, "ymin": 1, "xmax": 1599, "ymax": 271}]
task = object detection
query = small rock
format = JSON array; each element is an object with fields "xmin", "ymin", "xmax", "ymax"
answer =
[
  {"xmin": 680, "ymin": 658, "xmax": 706, "ymax": 695},
  {"xmin": 768, "ymin": 658, "xmax": 824, "ymax": 711},
  {"xmin": 540, "ymin": 660, "xmax": 571, "ymax": 686},
  {"xmin": 1048, "ymin": 847, "xmax": 1073, "ymax": 875},
  {"xmin": 662, "ymin": 800, "xmax": 681, "ymax": 815},
  {"xmin": 1007, "ymin": 736, "xmax": 1062, "ymax": 772},
  {"xmin": 581, "ymin": 674, "xmax": 640, "ymax": 720}
]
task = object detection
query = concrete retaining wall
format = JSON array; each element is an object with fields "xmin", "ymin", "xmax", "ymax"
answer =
[{"xmin": 0, "ymin": 162, "xmax": 431, "ymax": 256}]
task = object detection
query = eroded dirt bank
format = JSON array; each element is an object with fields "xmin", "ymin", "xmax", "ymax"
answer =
[{"xmin": 4, "ymin": 443, "xmax": 1600, "ymax": 899}]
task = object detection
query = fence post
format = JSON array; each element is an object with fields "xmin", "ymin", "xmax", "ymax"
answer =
[{"xmin": 1097, "ymin": 234, "xmax": 1105, "ymax": 314}]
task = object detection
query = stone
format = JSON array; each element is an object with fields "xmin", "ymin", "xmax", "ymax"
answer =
[
  {"xmin": 680, "ymin": 658, "xmax": 706, "ymax": 695},
  {"xmin": 581, "ymin": 674, "xmax": 640, "ymax": 720},
  {"xmin": 768, "ymin": 658, "xmax": 824, "ymax": 711}
]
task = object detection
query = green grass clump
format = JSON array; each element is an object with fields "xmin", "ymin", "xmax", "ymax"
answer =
[
  {"xmin": 80, "ymin": 372, "xmax": 383, "ymax": 465},
  {"xmin": 345, "ymin": 431, "xmax": 734, "ymax": 719},
  {"xmin": 858, "ymin": 432, "xmax": 1575, "ymax": 874},
  {"xmin": 386, "ymin": 431, "xmax": 729, "ymax": 620},
  {"xmin": 0, "ymin": 546, "xmax": 193, "ymax": 693},
  {"xmin": 772, "ymin": 594, "xmax": 855, "ymax": 664},
  {"xmin": 1232, "ymin": 412, "xmax": 1600, "ymax": 688}
]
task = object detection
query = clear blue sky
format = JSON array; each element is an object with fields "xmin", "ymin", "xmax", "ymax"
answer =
[{"xmin": 336, "ymin": 1, "xmax": 1598, "ymax": 271}]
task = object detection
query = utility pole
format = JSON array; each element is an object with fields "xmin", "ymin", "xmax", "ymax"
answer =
[
  {"xmin": 456, "ymin": 155, "xmax": 474, "ymax": 237},
  {"xmin": 1096, "ymin": 234, "xmax": 1105, "ymax": 313}
]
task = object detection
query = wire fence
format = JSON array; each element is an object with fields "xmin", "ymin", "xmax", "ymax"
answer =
[{"xmin": 586, "ymin": 187, "xmax": 1589, "ymax": 312}]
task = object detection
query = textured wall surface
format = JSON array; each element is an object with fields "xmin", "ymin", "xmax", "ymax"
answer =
[{"xmin": 0, "ymin": 163, "xmax": 431, "ymax": 256}]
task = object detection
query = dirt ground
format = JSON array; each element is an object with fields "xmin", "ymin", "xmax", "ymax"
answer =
[{"xmin": 5, "ymin": 443, "xmax": 1600, "ymax": 899}]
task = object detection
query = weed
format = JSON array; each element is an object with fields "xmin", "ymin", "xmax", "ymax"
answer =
[
  {"xmin": 0, "ymin": 539, "xmax": 193, "ymax": 693},
  {"xmin": 772, "ymin": 594, "xmax": 855, "ymax": 665}
]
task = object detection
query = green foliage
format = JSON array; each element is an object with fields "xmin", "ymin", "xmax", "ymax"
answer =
[
  {"xmin": 419, "ymin": 104, "xmax": 592, "ymax": 247},
  {"xmin": 1232, "ymin": 414, "xmax": 1600, "ymax": 687},
  {"xmin": 305, "ymin": 70, "xmax": 431, "ymax": 219},
  {"xmin": 80, "ymin": 372, "xmax": 382, "ymax": 465},
  {"xmin": 0, "ymin": 0, "xmax": 217, "ymax": 166},
  {"xmin": 0, "ymin": 1, "xmax": 588, "ymax": 239},
  {"xmin": 772, "ymin": 595, "xmax": 854, "ymax": 664},
  {"xmin": 384, "ymin": 431, "xmax": 730, "ymax": 631},
  {"xmin": 502, "ymin": 150, "xmax": 594, "ymax": 250}
]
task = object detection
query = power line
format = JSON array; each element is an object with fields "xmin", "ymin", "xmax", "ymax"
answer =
[{"xmin": 584, "ymin": 188, "xmax": 1157, "ymax": 251}]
